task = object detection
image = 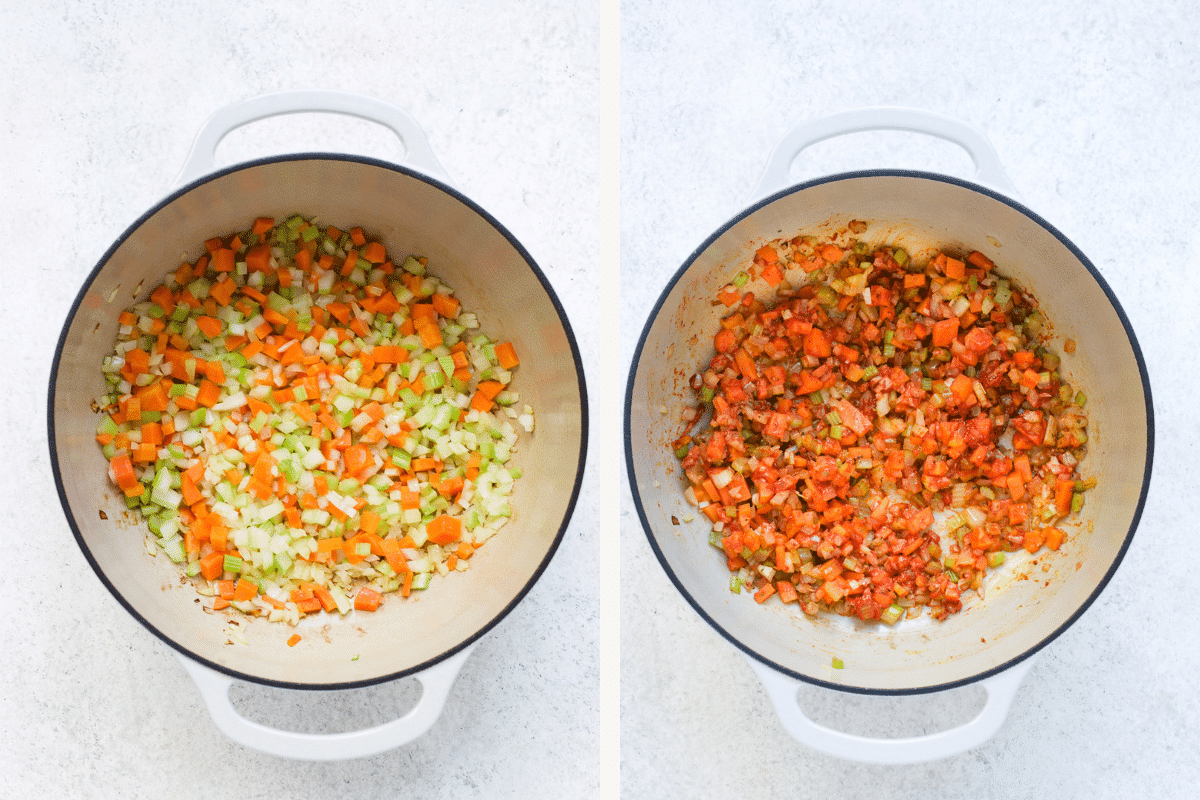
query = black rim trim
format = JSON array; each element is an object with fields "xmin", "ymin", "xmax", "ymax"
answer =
[
  {"xmin": 49, "ymin": 152, "xmax": 589, "ymax": 691},
  {"xmin": 624, "ymin": 168, "xmax": 1154, "ymax": 695}
]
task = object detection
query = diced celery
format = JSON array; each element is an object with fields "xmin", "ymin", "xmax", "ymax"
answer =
[
  {"xmin": 389, "ymin": 447, "xmax": 412, "ymax": 470},
  {"xmin": 279, "ymin": 458, "xmax": 301, "ymax": 484},
  {"xmin": 161, "ymin": 537, "xmax": 186, "ymax": 563},
  {"xmin": 301, "ymin": 509, "xmax": 331, "ymax": 526}
]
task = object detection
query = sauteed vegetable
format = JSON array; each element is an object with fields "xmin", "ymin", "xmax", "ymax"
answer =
[
  {"xmin": 96, "ymin": 214, "xmax": 533, "ymax": 626},
  {"xmin": 674, "ymin": 230, "xmax": 1090, "ymax": 622}
]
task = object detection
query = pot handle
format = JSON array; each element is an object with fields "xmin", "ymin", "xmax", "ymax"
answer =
[
  {"xmin": 175, "ymin": 643, "xmax": 474, "ymax": 761},
  {"xmin": 750, "ymin": 107, "xmax": 1018, "ymax": 201},
  {"xmin": 172, "ymin": 89, "xmax": 452, "ymax": 189},
  {"xmin": 744, "ymin": 652, "xmax": 1034, "ymax": 764}
]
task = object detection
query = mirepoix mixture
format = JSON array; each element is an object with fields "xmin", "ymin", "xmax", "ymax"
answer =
[
  {"xmin": 674, "ymin": 226, "xmax": 1091, "ymax": 623},
  {"xmin": 96, "ymin": 214, "xmax": 533, "ymax": 635}
]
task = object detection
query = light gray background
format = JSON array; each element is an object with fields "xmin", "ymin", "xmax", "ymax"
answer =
[
  {"xmin": 0, "ymin": 3, "xmax": 603, "ymax": 799},
  {"xmin": 622, "ymin": 1, "xmax": 1198, "ymax": 797}
]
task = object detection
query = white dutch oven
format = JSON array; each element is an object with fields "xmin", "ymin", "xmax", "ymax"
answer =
[
  {"xmin": 625, "ymin": 108, "xmax": 1152, "ymax": 764},
  {"xmin": 50, "ymin": 91, "xmax": 587, "ymax": 760}
]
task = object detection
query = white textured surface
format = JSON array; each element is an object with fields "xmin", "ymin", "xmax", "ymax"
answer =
[
  {"xmin": 622, "ymin": 1, "xmax": 1198, "ymax": 796},
  {"xmin": 0, "ymin": 3, "xmax": 601, "ymax": 798}
]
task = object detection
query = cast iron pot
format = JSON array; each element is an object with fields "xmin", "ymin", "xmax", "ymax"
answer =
[
  {"xmin": 625, "ymin": 108, "xmax": 1152, "ymax": 763},
  {"xmin": 50, "ymin": 91, "xmax": 587, "ymax": 760}
]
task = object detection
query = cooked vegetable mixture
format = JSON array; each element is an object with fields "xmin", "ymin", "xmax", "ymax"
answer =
[
  {"xmin": 97, "ymin": 214, "xmax": 533, "ymax": 625},
  {"xmin": 674, "ymin": 229, "xmax": 1090, "ymax": 622}
]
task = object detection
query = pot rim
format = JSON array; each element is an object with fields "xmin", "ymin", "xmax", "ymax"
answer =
[
  {"xmin": 624, "ymin": 167, "xmax": 1154, "ymax": 695},
  {"xmin": 49, "ymin": 151, "xmax": 589, "ymax": 690}
]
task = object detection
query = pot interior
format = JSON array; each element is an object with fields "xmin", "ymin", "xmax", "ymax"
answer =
[
  {"xmin": 627, "ymin": 172, "xmax": 1150, "ymax": 692},
  {"xmin": 52, "ymin": 156, "xmax": 586, "ymax": 687}
]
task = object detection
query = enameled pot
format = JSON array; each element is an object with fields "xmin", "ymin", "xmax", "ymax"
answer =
[
  {"xmin": 50, "ymin": 91, "xmax": 587, "ymax": 760},
  {"xmin": 625, "ymin": 108, "xmax": 1152, "ymax": 763}
]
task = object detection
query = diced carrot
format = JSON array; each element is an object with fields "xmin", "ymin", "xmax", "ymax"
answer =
[
  {"xmin": 436, "ymin": 474, "xmax": 464, "ymax": 499},
  {"xmin": 312, "ymin": 584, "xmax": 337, "ymax": 613},
  {"xmin": 195, "ymin": 379, "xmax": 222, "ymax": 408},
  {"xmin": 293, "ymin": 594, "xmax": 321, "ymax": 614},
  {"xmin": 818, "ymin": 244, "xmax": 843, "ymax": 263},
  {"xmin": 1014, "ymin": 454, "xmax": 1033, "ymax": 484},
  {"xmin": 411, "ymin": 457, "xmax": 438, "ymax": 473},
  {"xmin": 761, "ymin": 260, "xmax": 784, "ymax": 287},
  {"xmin": 776, "ymin": 581, "xmax": 798, "ymax": 604},
  {"xmin": 244, "ymin": 244, "xmax": 273, "ymax": 272},
  {"xmin": 966, "ymin": 251, "xmax": 995, "ymax": 271},
  {"xmin": 931, "ymin": 318, "xmax": 959, "ymax": 347},
  {"xmin": 494, "ymin": 341, "xmax": 519, "ymax": 370},
  {"xmin": 120, "ymin": 394, "xmax": 142, "ymax": 421},
  {"xmin": 1055, "ymin": 478, "xmax": 1075, "ymax": 515},
  {"xmin": 211, "ymin": 248, "xmax": 235, "ymax": 272},
  {"xmin": 415, "ymin": 317, "xmax": 442, "ymax": 349},
  {"xmin": 1023, "ymin": 527, "xmax": 1046, "ymax": 553},
  {"xmin": 131, "ymin": 442, "xmax": 157, "ymax": 463},
  {"xmin": 360, "ymin": 240, "xmax": 386, "ymax": 263},
  {"xmin": 199, "ymin": 552, "xmax": 225, "ymax": 581},
  {"xmin": 354, "ymin": 587, "xmax": 382, "ymax": 612},
  {"xmin": 358, "ymin": 509, "xmax": 380, "ymax": 536},
  {"xmin": 430, "ymin": 292, "xmax": 460, "ymax": 319},
  {"xmin": 209, "ymin": 523, "xmax": 228, "ymax": 553},
  {"xmin": 180, "ymin": 472, "xmax": 203, "ymax": 507},
  {"xmin": 1006, "ymin": 471, "xmax": 1026, "ymax": 501},
  {"xmin": 110, "ymin": 452, "xmax": 139, "ymax": 491},
  {"xmin": 425, "ymin": 514, "xmax": 462, "ymax": 545},
  {"xmin": 803, "ymin": 329, "xmax": 832, "ymax": 358},
  {"xmin": 381, "ymin": 537, "xmax": 408, "ymax": 574},
  {"xmin": 950, "ymin": 373, "xmax": 974, "ymax": 403},
  {"xmin": 1043, "ymin": 527, "xmax": 1065, "ymax": 550},
  {"xmin": 209, "ymin": 276, "xmax": 236, "ymax": 306},
  {"xmin": 150, "ymin": 285, "xmax": 176, "ymax": 315},
  {"xmin": 196, "ymin": 316, "xmax": 223, "ymax": 339},
  {"xmin": 316, "ymin": 537, "xmax": 342, "ymax": 554},
  {"xmin": 469, "ymin": 390, "xmax": 494, "ymax": 413},
  {"xmin": 342, "ymin": 533, "xmax": 370, "ymax": 564},
  {"xmin": 233, "ymin": 578, "xmax": 257, "ymax": 602},
  {"xmin": 476, "ymin": 380, "xmax": 505, "ymax": 400},
  {"xmin": 399, "ymin": 486, "xmax": 421, "ymax": 510}
]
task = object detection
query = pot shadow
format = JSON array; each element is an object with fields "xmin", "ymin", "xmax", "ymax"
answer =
[
  {"xmin": 227, "ymin": 677, "xmax": 423, "ymax": 735},
  {"xmin": 793, "ymin": 681, "xmax": 986, "ymax": 739}
]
